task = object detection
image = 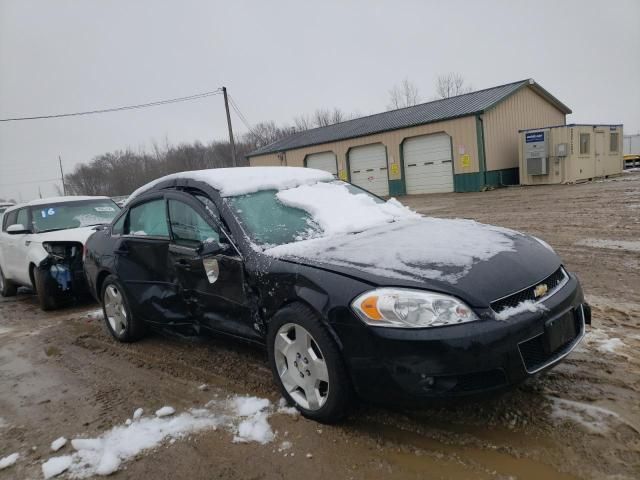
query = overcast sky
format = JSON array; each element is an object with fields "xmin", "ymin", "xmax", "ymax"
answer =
[{"xmin": 1, "ymin": 0, "xmax": 638, "ymax": 201}]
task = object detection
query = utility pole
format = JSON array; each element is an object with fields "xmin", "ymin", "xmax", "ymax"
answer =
[
  {"xmin": 58, "ymin": 155, "xmax": 67, "ymax": 195},
  {"xmin": 222, "ymin": 86, "xmax": 237, "ymax": 167}
]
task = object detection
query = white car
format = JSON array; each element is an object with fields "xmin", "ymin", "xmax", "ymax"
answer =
[
  {"xmin": 0, "ymin": 202, "xmax": 15, "ymax": 215},
  {"xmin": 0, "ymin": 196, "xmax": 120, "ymax": 310}
]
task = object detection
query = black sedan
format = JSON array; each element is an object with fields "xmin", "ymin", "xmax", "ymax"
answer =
[{"xmin": 84, "ymin": 167, "xmax": 589, "ymax": 422}]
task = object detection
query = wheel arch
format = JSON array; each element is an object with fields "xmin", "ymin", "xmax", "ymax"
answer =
[{"xmin": 95, "ymin": 269, "xmax": 114, "ymax": 302}]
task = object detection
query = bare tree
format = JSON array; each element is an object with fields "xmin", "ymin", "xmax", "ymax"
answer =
[
  {"xmin": 387, "ymin": 78, "xmax": 421, "ymax": 110},
  {"xmin": 435, "ymin": 73, "xmax": 472, "ymax": 99},
  {"xmin": 293, "ymin": 114, "xmax": 312, "ymax": 131}
]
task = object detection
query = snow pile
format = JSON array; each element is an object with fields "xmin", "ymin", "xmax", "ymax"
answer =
[
  {"xmin": 42, "ymin": 455, "xmax": 72, "ymax": 479},
  {"xmin": 155, "ymin": 406, "xmax": 175, "ymax": 417},
  {"xmin": 127, "ymin": 167, "xmax": 333, "ymax": 202},
  {"xmin": 579, "ymin": 327, "xmax": 628, "ymax": 357},
  {"xmin": 276, "ymin": 181, "xmax": 418, "ymax": 235},
  {"xmin": 40, "ymin": 396, "xmax": 290, "ymax": 478},
  {"xmin": 495, "ymin": 300, "xmax": 548, "ymax": 321},
  {"xmin": 0, "ymin": 453, "xmax": 19, "ymax": 470},
  {"xmin": 596, "ymin": 337, "xmax": 625, "ymax": 354},
  {"xmin": 266, "ymin": 217, "xmax": 518, "ymax": 284},
  {"xmin": 549, "ymin": 397, "xmax": 634, "ymax": 434},
  {"xmin": 576, "ymin": 238, "xmax": 640, "ymax": 252},
  {"xmin": 50, "ymin": 436, "xmax": 67, "ymax": 452}
]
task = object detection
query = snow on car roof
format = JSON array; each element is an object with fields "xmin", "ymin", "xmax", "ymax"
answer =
[
  {"xmin": 4, "ymin": 196, "xmax": 111, "ymax": 212},
  {"xmin": 126, "ymin": 167, "xmax": 334, "ymax": 202}
]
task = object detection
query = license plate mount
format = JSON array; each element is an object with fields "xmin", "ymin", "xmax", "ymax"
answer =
[{"xmin": 545, "ymin": 311, "xmax": 577, "ymax": 354}]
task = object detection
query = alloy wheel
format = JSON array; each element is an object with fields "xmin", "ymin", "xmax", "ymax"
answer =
[
  {"xmin": 274, "ymin": 323, "xmax": 329, "ymax": 411},
  {"xmin": 104, "ymin": 285, "xmax": 128, "ymax": 336}
]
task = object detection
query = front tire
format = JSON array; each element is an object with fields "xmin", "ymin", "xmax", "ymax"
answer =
[
  {"xmin": 33, "ymin": 268, "xmax": 60, "ymax": 311},
  {"xmin": 101, "ymin": 275, "xmax": 145, "ymax": 342},
  {"xmin": 267, "ymin": 303, "xmax": 352, "ymax": 423},
  {"xmin": 0, "ymin": 266, "xmax": 17, "ymax": 297}
]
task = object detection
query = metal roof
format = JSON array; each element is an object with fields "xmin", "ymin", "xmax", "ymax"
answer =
[{"xmin": 248, "ymin": 79, "xmax": 572, "ymax": 158}]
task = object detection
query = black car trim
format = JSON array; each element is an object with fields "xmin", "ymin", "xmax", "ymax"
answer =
[
  {"xmin": 491, "ymin": 267, "xmax": 569, "ymax": 313},
  {"xmin": 517, "ymin": 304, "xmax": 586, "ymax": 374}
]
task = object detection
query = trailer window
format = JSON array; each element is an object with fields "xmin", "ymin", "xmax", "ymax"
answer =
[
  {"xmin": 609, "ymin": 132, "xmax": 619, "ymax": 152},
  {"xmin": 579, "ymin": 133, "xmax": 590, "ymax": 155}
]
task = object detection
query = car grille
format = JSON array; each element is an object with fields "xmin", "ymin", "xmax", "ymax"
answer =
[
  {"xmin": 518, "ymin": 308, "xmax": 583, "ymax": 373},
  {"xmin": 490, "ymin": 267, "xmax": 567, "ymax": 313},
  {"xmin": 451, "ymin": 369, "xmax": 507, "ymax": 392}
]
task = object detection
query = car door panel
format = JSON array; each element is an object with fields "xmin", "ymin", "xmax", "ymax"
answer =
[
  {"xmin": 114, "ymin": 197, "xmax": 191, "ymax": 325},
  {"xmin": 166, "ymin": 193, "xmax": 257, "ymax": 340}
]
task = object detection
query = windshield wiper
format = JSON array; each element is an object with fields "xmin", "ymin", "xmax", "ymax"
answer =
[{"xmin": 36, "ymin": 227, "xmax": 70, "ymax": 233}]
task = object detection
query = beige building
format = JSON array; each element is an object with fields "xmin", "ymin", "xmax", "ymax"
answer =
[
  {"xmin": 247, "ymin": 79, "xmax": 571, "ymax": 194},
  {"xmin": 519, "ymin": 124, "xmax": 624, "ymax": 185}
]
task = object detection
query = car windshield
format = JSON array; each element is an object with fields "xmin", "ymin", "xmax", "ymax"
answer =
[
  {"xmin": 30, "ymin": 200, "xmax": 120, "ymax": 233},
  {"xmin": 226, "ymin": 181, "xmax": 385, "ymax": 247}
]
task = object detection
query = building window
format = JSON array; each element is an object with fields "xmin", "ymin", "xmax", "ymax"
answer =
[
  {"xmin": 579, "ymin": 133, "xmax": 590, "ymax": 155},
  {"xmin": 610, "ymin": 132, "xmax": 619, "ymax": 152}
]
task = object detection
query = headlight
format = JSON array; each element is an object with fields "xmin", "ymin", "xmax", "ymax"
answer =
[{"xmin": 351, "ymin": 288, "xmax": 479, "ymax": 328}]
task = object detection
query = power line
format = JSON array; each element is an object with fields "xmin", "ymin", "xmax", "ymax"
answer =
[
  {"xmin": 0, "ymin": 89, "xmax": 223, "ymax": 122},
  {"xmin": 0, "ymin": 177, "xmax": 61, "ymax": 187},
  {"xmin": 228, "ymin": 94, "xmax": 265, "ymax": 141}
]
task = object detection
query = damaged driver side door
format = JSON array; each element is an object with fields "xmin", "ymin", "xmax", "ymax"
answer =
[{"xmin": 164, "ymin": 192, "xmax": 257, "ymax": 340}]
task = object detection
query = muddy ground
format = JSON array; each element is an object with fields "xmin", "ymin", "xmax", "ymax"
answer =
[{"xmin": 1, "ymin": 173, "xmax": 639, "ymax": 479}]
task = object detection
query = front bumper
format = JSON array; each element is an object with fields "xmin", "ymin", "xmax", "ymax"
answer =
[{"xmin": 332, "ymin": 273, "xmax": 588, "ymax": 405}]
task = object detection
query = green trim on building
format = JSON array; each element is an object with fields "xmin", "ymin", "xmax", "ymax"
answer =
[
  {"xmin": 485, "ymin": 168, "xmax": 519, "ymax": 186},
  {"xmin": 388, "ymin": 179, "xmax": 405, "ymax": 196},
  {"xmin": 454, "ymin": 172, "xmax": 486, "ymax": 192}
]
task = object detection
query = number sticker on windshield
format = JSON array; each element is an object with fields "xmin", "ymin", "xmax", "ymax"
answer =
[
  {"xmin": 41, "ymin": 208, "xmax": 56, "ymax": 218},
  {"xmin": 94, "ymin": 206, "xmax": 116, "ymax": 212}
]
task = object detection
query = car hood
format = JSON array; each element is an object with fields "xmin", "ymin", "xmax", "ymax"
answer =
[
  {"xmin": 264, "ymin": 218, "xmax": 561, "ymax": 307},
  {"xmin": 31, "ymin": 226, "xmax": 100, "ymax": 245}
]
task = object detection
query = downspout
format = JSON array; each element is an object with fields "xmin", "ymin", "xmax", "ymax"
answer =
[{"xmin": 476, "ymin": 114, "xmax": 488, "ymax": 189}]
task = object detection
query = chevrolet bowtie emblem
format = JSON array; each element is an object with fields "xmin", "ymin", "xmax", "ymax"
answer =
[{"xmin": 534, "ymin": 283, "xmax": 549, "ymax": 298}]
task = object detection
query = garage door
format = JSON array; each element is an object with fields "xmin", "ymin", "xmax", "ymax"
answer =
[
  {"xmin": 306, "ymin": 152, "xmax": 338, "ymax": 176},
  {"xmin": 348, "ymin": 144, "xmax": 389, "ymax": 196},
  {"xmin": 403, "ymin": 134, "xmax": 454, "ymax": 194}
]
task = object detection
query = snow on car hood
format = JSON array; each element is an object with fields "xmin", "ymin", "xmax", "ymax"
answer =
[
  {"xmin": 31, "ymin": 226, "xmax": 99, "ymax": 245},
  {"xmin": 264, "ymin": 217, "xmax": 519, "ymax": 284}
]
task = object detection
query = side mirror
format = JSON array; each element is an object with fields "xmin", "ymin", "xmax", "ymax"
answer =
[
  {"xmin": 6, "ymin": 224, "xmax": 30, "ymax": 235},
  {"xmin": 197, "ymin": 239, "xmax": 231, "ymax": 257}
]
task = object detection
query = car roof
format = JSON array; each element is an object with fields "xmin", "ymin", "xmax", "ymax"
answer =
[
  {"xmin": 126, "ymin": 167, "xmax": 333, "ymax": 204},
  {"xmin": 3, "ymin": 196, "xmax": 111, "ymax": 214}
]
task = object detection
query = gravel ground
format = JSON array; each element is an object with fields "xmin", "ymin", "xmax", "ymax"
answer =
[{"xmin": 1, "ymin": 172, "xmax": 639, "ymax": 479}]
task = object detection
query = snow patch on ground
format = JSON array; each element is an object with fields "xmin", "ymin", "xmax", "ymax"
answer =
[
  {"xmin": 575, "ymin": 238, "xmax": 640, "ymax": 252},
  {"xmin": 577, "ymin": 326, "xmax": 628, "ymax": 357},
  {"xmin": 494, "ymin": 300, "xmax": 548, "ymax": 321},
  {"xmin": 266, "ymin": 217, "xmax": 518, "ymax": 284},
  {"xmin": 127, "ymin": 167, "xmax": 333, "ymax": 202},
  {"xmin": 50, "ymin": 436, "xmax": 67, "ymax": 452},
  {"xmin": 0, "ymin": 453, "xmax": 19, "ymax": 470},
  {"xmin": 155, "ymin": 406, "xmax": 175, "ymax": 417},
  {"xmin": 86, "ymin": 309, "xmax": 104, "ymax": 319},
  {"xmin": 42, "ymin": 455, "xmax": 72, "ymax": 478},
  {"xmin": 549, "ymin": 397, "xmax": 632, "ymax": 434},
  {"xmin": 41, "ymin": 395, "xmax": 293, "ymax": 478}
]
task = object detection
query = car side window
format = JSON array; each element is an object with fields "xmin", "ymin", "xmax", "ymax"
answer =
[
  {"xmin": 168, "ymin": 200, "xmax": 220, "ymax": 247},
  {"xmin": 16, "ymin": 209, "xmax": 29, "ymax": 229},
  {"xmin": 127, "ymin": 199, "xmax": 169, "ymax": 238},
  {"xmin": 3, "ymin": 210, "xmax": 17, "ymax": 231},
  {"xmin": 111, "ymin": 214, "xmax": 126, "ymax": 235}
]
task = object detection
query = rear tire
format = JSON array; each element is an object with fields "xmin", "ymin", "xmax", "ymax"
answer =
[
  {"xmin": 101, "ymin": 275, "xmax": 145, "ymax": 342},
  {"xmin": 0, "ymin": 266, "xmax": 17, "ymax": 297},
  {"xmin": 267, "ymin": 303, "xmax": 352, "ymax": 423},
  {"xmin": 33, "ymin": 268, "xmax": 60, "ymax": 311}
]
